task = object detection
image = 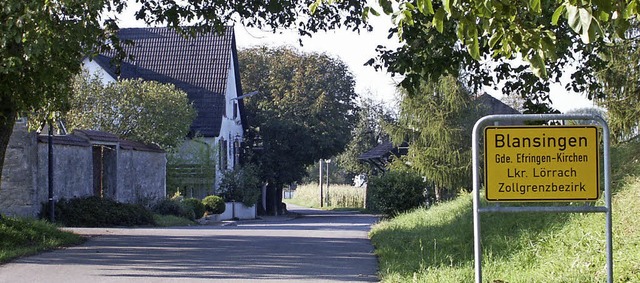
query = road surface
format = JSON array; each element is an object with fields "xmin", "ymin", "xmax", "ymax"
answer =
[{"xmin": 0, "ymin": 204, "xmax": 379, "ymax": 282}]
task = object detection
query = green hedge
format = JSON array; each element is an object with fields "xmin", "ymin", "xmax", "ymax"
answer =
[
  {"xmin": 367, "ymin": 170, "xmax": 427, "ymax": 217},
  {"xmin": 182, "ymin": 198, "xmax": 206, "ymax": 219},
  {"xmin": 42, "ymin": 196, "xmax": 155, "ymax": 227}
]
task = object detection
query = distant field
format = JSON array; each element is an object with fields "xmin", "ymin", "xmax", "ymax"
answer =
[
  {"xmin": 369, "ymin": 142, "xmax": 640, "ymax": 282},
  {"xmin": 285, "ymin": 183, "xmax": 366, "ymax": 210}
]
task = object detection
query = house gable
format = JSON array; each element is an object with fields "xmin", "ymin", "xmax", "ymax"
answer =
[{"xmin": 91, "ymin": 27, "xmax": 241, "ymax": 138}]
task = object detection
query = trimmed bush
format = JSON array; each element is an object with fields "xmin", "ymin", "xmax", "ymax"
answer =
[
  {"xmin": 42, "ymin": 196, "xmax": 155, "ymax": 227},
  {"xmin": 367, "ymin": 170, "xmax": 427, "ymax": 217},
  {"xmin": 202, "ymin": 195, "xmax": 226, "ymax": 214},
  {"xmin": 183, "ymin": 198, "xmax": 206, "ymax": 219}
]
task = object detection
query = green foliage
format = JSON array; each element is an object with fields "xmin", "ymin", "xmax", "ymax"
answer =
[
  {"xmin": 166, "ymin": 138, "xmax": 216, "ymax": 197},
  {"xmin": 359, "ymin": 0, "xmax": 610, "ymax": 114},
  {"xmin": 43, "ymin": 196, "xmax": 156, "ymax": 227},
  {"xmin": 218, "ymin": 165, "xmax": 261, "ymax": 207},
  {"xmin": 152, "ymin": 214, "xmax": 197, "ymax": 227},
  {"xmin": 151, "ymin": 198, "xmax": 194, "ymax": 220},
  {"xmin": 390, "ymin": 75, "xmax": 479, "ymax": 200},
  {"xmin": 0, "ymin": 0, "xmax": 121, "ymax": 189},
  {"xmin": 63, "ymin": 74, "xmax": 196, "ymax": 149},
  {"xmin": 367, "ymin": 170, "xmax": 427, "ymax": 217},
  {"xmin": 336, "ymin": 97, "xmax": 396, "ymax": 177},
  {"xmin": 238, "ymin": 46, "xmax": 360, "ymax": 214},
  {"xmin": 239, "ymin": 46, "xmax": 359, "ymax": 185},
  {"xmin": 0, "ymin": 217, "xmax": 84, "ymax": 263},
  {"xmin": 593, "ymin": 23, "xmax": 640, "ymax": 143},
  {"xmin": 182, "ymin": 198, "xmax": 206, "ymax": 219},
  {"xmin": 202, "ymin": 195, "xmax": 226, "ymax": 214}
]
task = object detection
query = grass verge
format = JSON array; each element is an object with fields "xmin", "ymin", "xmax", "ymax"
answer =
[
  {"xmin": 0, "ymin": 217, "xmax": 85, "ymax": 264},
  {"xmin": 369, "ymin": 142, "xmax": 640, "ymax": 282},
  {"xmin": 153, "ymin": 214, "xmax": 197, "ymax": 227}
]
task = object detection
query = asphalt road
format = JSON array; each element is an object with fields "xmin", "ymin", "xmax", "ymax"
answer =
[{"xmin": 0, "ymin": 204, "xmax": 380, "ymax": 283}]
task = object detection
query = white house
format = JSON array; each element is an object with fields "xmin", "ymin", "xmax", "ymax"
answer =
[{"xmin": 83, "ymin": 27, "xmax": 246, "ymax": 198}]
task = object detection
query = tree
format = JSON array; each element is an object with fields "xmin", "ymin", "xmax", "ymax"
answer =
[
  {"xmin": 593, "ymin": 22, "xmax": 640, "ymax": 142},
  {"xmin": 0, "ymin": 0, "xmax": 370, "ymax": 191},
  {"xmin": 336, "ymin": 97, "xmax": 396, "ymax": 178},
  {"xmin": 63, "ymin": 73, "xmax": 196, "ymax": 149},
  {"xmin": 360, "ymin": 0, "xmax": 607, "ymax": 113},
  {"xmin": 389, "ymin": 74, "xmax": 480, "ymax": 202},
  {"xmin": 0, "ymin": 1, "xmax": 117, "ymax": 189},
  {"xmin": 238, "ymin": 46, "xmax": 359, "ymax": 215}
]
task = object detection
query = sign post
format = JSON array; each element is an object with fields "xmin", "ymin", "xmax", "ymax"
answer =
[{"xmin": 472, "ymin": 114, "xmax": 612, "ymax": 283}]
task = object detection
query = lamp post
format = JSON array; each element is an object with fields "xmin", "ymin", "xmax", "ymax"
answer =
[
  {"xmin": 325, "ymin": 159, "xmax": 331, "ymax": 207},
  {"xmin": 48, "ymin": 121, "xmax": 54, "ymax": 222},
  {"xmin": 319, "ymin": 159, "xmax": 324, "ymax": 207}
]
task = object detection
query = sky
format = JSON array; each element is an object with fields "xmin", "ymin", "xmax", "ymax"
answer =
[{"xmin": 117, "ymin": 4, "xmax": 596, "ymax": 113}]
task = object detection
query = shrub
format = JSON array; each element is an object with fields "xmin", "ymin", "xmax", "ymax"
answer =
[
  {"xmin": 151, "ymin": 199, "xmax": 193, "ymax": 220},
  {"xmin": 42, "ymin": 196, "xmax": 155, "ymax": 227},
  {"xmin": 202, "ymin": 195, "xmax": 226, "ymax": 214},
  {"xmin": 217, "ymin": 165, "xmax": 261, "ymax": 207},
  {"xmin": 183, "ymin": 198, "xmax": 206, "ymax": 219},
  {"xmin": 367, "ymin": 170, "xmax": 427, "ymax": 217}
]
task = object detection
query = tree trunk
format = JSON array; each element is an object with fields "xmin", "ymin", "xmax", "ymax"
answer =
[
  {"xmin": 0, "ymin": 106, "xmax": 17, "ymax": 191},
  {"xmin": 434, "ymin": 186, "xmax": 442, "ymax": 203},
  {"xmin": 264, "ymin": 182, "xmax": 278, "ymax": 215},
  {"xmin": 275, "ymin": 184, "xmax": 284, "ymax": 215}
]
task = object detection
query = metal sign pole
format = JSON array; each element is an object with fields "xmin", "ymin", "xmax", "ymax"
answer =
[{"xmin": 472, "ymin": 114, "xmax": 612, "ymax": 283}]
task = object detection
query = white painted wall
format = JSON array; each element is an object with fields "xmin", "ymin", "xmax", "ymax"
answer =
[
  {"xmin": 82, "ymin": 58, "xmax": 117, "ymax": 84},
  {"xmin": 220, "ymin": 202, "xmax": 256, "ymax": 220},
  {"xmin": 215, "ymin": 55, "xmax": 244, "ymax": 181}
]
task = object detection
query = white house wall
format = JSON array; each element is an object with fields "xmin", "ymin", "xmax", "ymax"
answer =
[
  {"xmin": 82, "ymin": 58, "xmax": 117, "ymax": 84},
  {"xmin": 215, "ymin": 55, "xmax": 244, "ymax": 184}
]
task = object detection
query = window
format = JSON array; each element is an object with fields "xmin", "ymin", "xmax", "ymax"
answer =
[{"xmin": 219, "ymin": 138, "xmax": 227, "ymax": 170}]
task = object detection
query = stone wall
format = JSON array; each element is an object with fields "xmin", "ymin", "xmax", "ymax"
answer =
[
  {"xmin": 118, "ymin": 147, "xmax": 166, "ymax": 206},
  {"xmin": 0, "ymin": 124, "xmax": 166, "ymax": 218},
  {"xmin": 0, "ymin": 122, "xmax": 39, "ymax": 217},
  {"xmin": 36, "ymin": 137, "xmax": 93, "ymax": 205}
]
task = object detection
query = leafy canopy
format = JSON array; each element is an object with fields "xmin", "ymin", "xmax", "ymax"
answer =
[
  {"xmin": 64, "ymin": 73, "xmax": 196, "ymax": 149},
  {"xmin": 238, "ymin": 46, "xmax": 359, "ymax": 185}
]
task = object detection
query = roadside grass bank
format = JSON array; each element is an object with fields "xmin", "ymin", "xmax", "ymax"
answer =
[
  {"xmin": 0, "ymin": 217, "xmax": 85, "ymax": 264},
  {"xmin": 369, "ymin": 142, "xmax": 640, "ymax": 282},
  {"xmin": 153, "ymin": 214, "xmax": 197, "ymax": 227},
  {"xmin": 284, "ymin": 182, "xmax": 366, "ymax": 211}
]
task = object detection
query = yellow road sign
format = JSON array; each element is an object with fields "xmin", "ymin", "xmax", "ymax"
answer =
[{"xmin": 484, "ymin": 126, "xmax": 600, "ymax": 202}]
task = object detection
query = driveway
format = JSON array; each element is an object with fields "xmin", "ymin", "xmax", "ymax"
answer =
[{"xmin": 0, "ymin": 204, "xmax": 379, "ymax": 283}]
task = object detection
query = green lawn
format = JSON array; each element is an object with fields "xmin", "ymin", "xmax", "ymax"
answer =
[
  {"xmin": 0, "ymin": 217, "xmax": 85, "ymax": 264},
  {"xmin": 369, "ymin": 142, "xmax": 640, "ymax": 282}
]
